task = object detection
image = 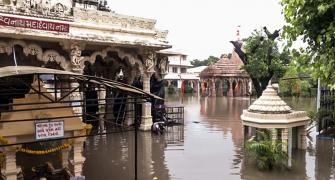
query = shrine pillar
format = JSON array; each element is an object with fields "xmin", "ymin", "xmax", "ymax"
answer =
[
  {"xmin": 140, "ymin": 50, "xmax": 155, "ymax": 131},
  {"xmin": 211, "ymin": 79, "xmax": 216, "ymax": 97},
  {"xmin": 70, "ymin": 43, "xmax": 85, "ymax": 118},
  {"xmin": 228, "ymin": 79, "xmax": 233, "ymax": 97},
  {"xmin": 218, "ymin": 79, "xmax": 223, "ymax": 96}
]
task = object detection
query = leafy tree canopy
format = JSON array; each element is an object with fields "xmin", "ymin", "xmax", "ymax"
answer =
[
  {"xmin": 281, "ymin": 0, "xmax": 335, "ymax": 88},
  {"xmin": 234, "ymin": 28, "xmax": 289, "ymax": 97},
  {"xmin": 190, "ymin": 55, "xmax": 219, "ymax": 67}
]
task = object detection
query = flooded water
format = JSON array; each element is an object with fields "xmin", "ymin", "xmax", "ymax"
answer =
[{"xmin": 82, "ymin": 95, "xmax": 335, "ymax": 180}]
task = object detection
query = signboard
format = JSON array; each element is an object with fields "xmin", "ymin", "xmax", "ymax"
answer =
[
  {"xmin": 35, "ymin": 121, "xmax": 64, "ymax": 140},
  {"xmin": 0, "ymin": 15, "xmax": 69, "ymax": 33}
]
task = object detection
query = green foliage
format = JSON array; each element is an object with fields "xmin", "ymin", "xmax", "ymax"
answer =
[
  {"xmin": 246, "ymin": 130, "xmax": 288, "ymax": 171},
  {"xmin": 243, "ymin": 29, "xmax": 288, "ymax": 82},
  {"xmin": 279, "ymin": 64, "xmax": 301, "ymax": 96},
  {"xmin": 168, "ymin": 85, "xmax": 175, "ymax": 94},
  {"xmin": 281, "ymin": 0, "xmax": 335, "ymax": 88},
  {"xmin": 190, "ymin": 56, "xmax": 219, "ymax": 67},
  {"xmin": 184, "ymin": 86, "xmax": 195, "ymax": 93}
]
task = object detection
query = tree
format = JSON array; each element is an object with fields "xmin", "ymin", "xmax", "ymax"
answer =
[
  {"xmin": 281, "ymin": 0, "xmax": 335, "ymax": 88},
  {"xmin": 231, "ymin": 27, "xmax": 289, "ymax": 97},
  {"xmin": 190, "ymin": 56, "xmax": 219, "ymax": 67}
]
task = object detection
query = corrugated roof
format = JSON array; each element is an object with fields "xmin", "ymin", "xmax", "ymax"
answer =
[{"xmin": 0, "ymin": 66, "xmax": 162, "ymax": 100}]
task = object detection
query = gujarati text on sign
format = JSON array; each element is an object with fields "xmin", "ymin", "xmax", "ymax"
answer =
[
  {"xmin": 0, "ymin": 15, "xmax": 69, "ymax": 33},
  {"xmin": 35, "ymin": 121, "xmax": 64, "ymax": 140}
]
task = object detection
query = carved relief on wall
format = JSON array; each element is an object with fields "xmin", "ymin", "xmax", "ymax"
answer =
[
  {"xmin": 73, "ymin": 8, "xmax": 156, "ymax": 31},
  {"xmin": 0, "ymin": 0, "xmax": 73, "ymax": 20},
  {"xmin": 142, "ymin": 50, "xmax": 155, "ymax": 73},
  {"xmin": 23, "ymin": 43, "xmax": 42, "ymax": 60},
  {"xmin": 42, "ymin": 50, "xmax": 70, "ymax": 70},
  {"xmin": 70, "ymin": 44, "xmax": 84, "ymax": 71},
  {"xmin": 158, "ymin": 56, "xmax": 168, "ymax": 74}
]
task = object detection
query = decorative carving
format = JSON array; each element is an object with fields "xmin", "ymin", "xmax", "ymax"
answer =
[
  {"xmin": 0, "ymin": 0, "xmax": 73, "ymax": 20},
  {"xmin": 154, "ymin": 30, "xmax": 168, "ymax": 39},
  {"xmin": 73, "ymin": 8, "xmax": 156, "ymax": 31},
  {"xmin": 70, "ymin": 44, "xmax": 84, "ymax": 71},
  {"xmin": 42, "ymin": 50, "xmax": 70, "ymax": 71},
  {"xmin": 143, "ymin": 50, "xmax": 155, "ymax": 73},
  {"xmin": 23, "ymin": 44, "xmax": 42, "ymax": 60},
  {"xmin": 0, "ymin": 41, "xmax": 12, "ymax": 55},
  {"xmin": 159, "ymin": 56, "xmax": 168, "ymax": 74}
]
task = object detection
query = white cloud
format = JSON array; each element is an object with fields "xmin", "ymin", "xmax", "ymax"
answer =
[{"xmin": 108, "ymin": 0, "xmax": 285, "ymax": 60}]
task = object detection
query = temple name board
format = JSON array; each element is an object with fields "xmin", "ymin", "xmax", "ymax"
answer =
[
  {"xmin": 35, "ymin": 121, "xmax": 64, "ymax": 140},
  {"xmin": 0, "ymin": 15, "xmax": 69, "ymax": 33}
]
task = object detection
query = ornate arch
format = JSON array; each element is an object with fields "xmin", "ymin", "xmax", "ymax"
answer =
[
  {"xmin": 23, "ymin": 44, "xmax": 43, "ymax": 60},
  {"xmin": 9, "ymin": 40, "xmax": 27, "ymax": 48},
  {"xmin": 0, "ymin": 41, "xmax": 12, "ymax": 55},
  {"xmin": 42, "ymin": 50, "xmax": 70, "ymax": 71}
]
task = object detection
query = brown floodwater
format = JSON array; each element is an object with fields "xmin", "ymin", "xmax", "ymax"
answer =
[{"xmin": 82, "ymin": 95, "xmax": 335, "ymax": 180}]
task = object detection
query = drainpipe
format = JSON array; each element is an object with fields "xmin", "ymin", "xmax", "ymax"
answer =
[{"xmin": 316, "ymin": 78, "xmax": 321, "ymax": 111}]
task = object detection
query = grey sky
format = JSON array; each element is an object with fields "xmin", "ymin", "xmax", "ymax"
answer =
[{"xmin": 109, "ymin": 0, "xmax": 285, "ymax": 60}]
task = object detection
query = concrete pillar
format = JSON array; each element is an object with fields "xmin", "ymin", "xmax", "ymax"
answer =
[
  {"xmin": 140, "ymin": 75, "xmax": 153, "ymax": 131},
  {"xmin": 211, "ymin": 79, "xmax": 216, "ymax": 97},
  {"xmin": 69, "ymin": 134, "xmax": 86, "ymax": 176},
  {"xmin": 61, "ymin": 140, "xmax": 70, "ymax": 168},
  {"xmin": 271, "ymin": 128, "xmax": 277, "ymax": 144},
  {"xmin": 1, "ymin": 147, "xmax": 20, "ymax": 180},
  {"xmin": 282, "ymin": 128, "xmax": 292, "ymax": 167},
  {"xmin": 201, "ymin": 81, "xmax": 205, "ymax": 96},
  {"xmin": 228, "ymin": 79, "xmax": 233, "ymax": 97},
  {"xmin": 282, "ymin": 128, "xmax": 288, "ymax": 152},
  {"xmin": 298, "ymin": 125, "xmax": 307, "ymax": 150}
]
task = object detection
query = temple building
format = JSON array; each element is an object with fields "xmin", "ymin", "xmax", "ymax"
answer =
[
  {"xmin": 0, "ymin": 0, "xmax": 171, "ymax": 130},
  {"xmin": 0, "ymin": 1, "xmax": 171, "ymax": 179},
  {"xmin": 199, "ymin": 52, "xmax": 250, "ymax": 97}
]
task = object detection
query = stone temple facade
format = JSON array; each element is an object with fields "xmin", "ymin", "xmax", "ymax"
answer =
[{"xmin": 0, "ymin": 0, "xmax": 171, "ymax": 131}]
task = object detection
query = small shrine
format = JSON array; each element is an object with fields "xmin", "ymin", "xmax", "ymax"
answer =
[
  {"xmin": 241, "ymin": 82, "xmax": 309, "ymax": 167},
  {"xmin": 0, "ymin": 79, "xmax": 90, "ymax": 180}
]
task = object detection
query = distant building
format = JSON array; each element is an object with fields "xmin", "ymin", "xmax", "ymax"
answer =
[
  {"xmin": 199, "ymin": 52, "xmax": 250, "ymax": 97},
  {"xmin": 158, "ymin": 51, "xmax": 199, "ymax": 93}
]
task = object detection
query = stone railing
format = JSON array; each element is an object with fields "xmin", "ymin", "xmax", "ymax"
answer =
[{"xmin": 73, "ymin": 8, "xmax": 156, "ymax": 31}]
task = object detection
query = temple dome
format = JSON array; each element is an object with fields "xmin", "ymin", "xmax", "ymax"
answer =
[
  {"xmin": 241, "ymin": 83, "xmax": 309, "ymax": 128},
  {"xmin": 248, "ymin": 83, "xmax": 291, "ymax": 113},
  {"xmin": 199, "ymin": 51, "xmax": 248, "ymax": 78}
]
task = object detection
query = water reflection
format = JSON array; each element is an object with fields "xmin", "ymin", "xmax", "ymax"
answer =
[{"xmin": 82, "ymin": 95, "xmax": 335, "ymax": 180}]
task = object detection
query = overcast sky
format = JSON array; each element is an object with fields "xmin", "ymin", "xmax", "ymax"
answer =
[{"xmin": 109, "ymin": 0, "xmax": 285, "ymax": 60}]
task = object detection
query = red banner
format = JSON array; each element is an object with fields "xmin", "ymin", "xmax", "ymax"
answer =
[{"xmin": 0, "ymin": 15, "xmax": 69, "ymax": 33}]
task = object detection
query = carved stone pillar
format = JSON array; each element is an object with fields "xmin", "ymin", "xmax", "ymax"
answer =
[
  {"xmin": 228, "ymin": 79, "xmax": 233, "ymax": 97},
  {"xmin": 70, "ymin": 44, "xmax": 85, "ymax": 117},
  {"xmin": 140, "ymin": 50, "xmax": 155, "ymax": 131},
  {"xmin": 298, "ymin": 125, "xmax": 307, "ymax": 150},
  {"xmin": 211, "ymin": 79, "xmax": 216, "ymax": 97},
  {"xmin": 201, "ymin": 81, "xmax": 205, "ymax": 96},
  {"xmin": 69, "ymin": 131, "xmax": 86, "ymax": 176},
  {"xmin": 1, "ymin": 146, "xmax": 21, "ymax": 180},
  {"xmin": 282, "ymin": 128, "xmax": 288, "ymax": 152}
]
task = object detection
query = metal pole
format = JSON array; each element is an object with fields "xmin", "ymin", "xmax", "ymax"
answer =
[
  {"xmin": 135, "ymin": 100, "xmax": 138, "ymax": 180},
  {"xmin": 316, "ymin": 78, "xmax": 321, "ymax": 111}
]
